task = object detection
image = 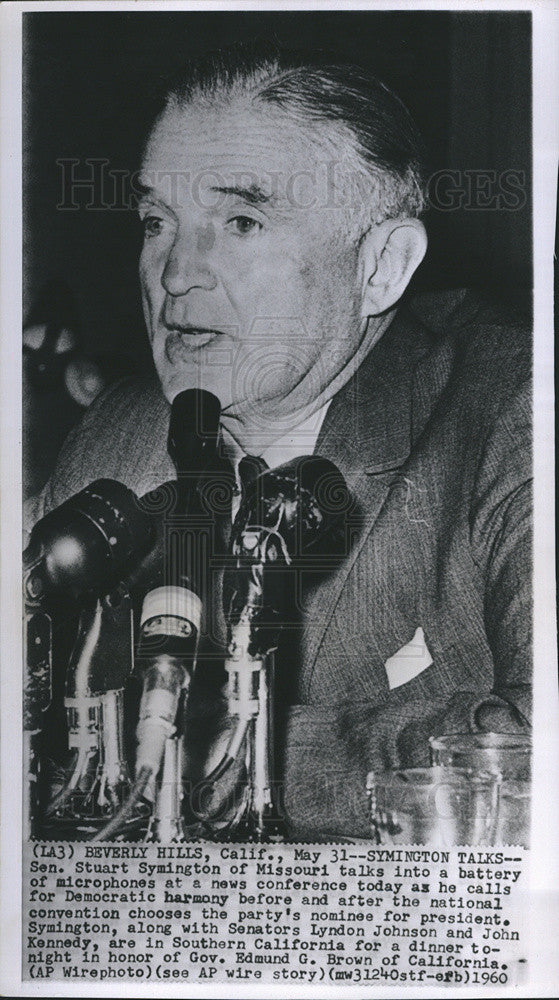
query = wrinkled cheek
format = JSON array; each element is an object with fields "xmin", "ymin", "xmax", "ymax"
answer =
[
  {"xmin": 309, "ymin": 259, "xmax": 360, "ymax": 335},
  {"xmin": 139, "ymin": 253, "xmax": 161, "ymax": 344}
]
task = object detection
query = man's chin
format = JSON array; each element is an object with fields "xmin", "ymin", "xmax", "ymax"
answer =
[
  {"xmin": 156, "ymin": 367, "xmax": 233, "ymax": 409},
  {"xmin": 154, "ymin": 363, "xmax": 307, "ymax": 431}
]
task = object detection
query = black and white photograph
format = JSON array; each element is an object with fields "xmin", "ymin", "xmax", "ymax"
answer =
[{"xmin": 1, "ymin": 1, "xmax": 558, "ymax": 995}]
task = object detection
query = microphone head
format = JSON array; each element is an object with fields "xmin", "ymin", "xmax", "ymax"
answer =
[
  {"xmin": 225, "ymin": 457, "xmax": 351, "ymax": 650},
  {"xmin": 28, "ymin": 479, "xmax": 153, "ymax": 596},
  {"xmin": 232, "ymin": 455, "xmax": 351, "ymax": 562},
  {"xmin": 167, "ymin": 389, "xmax": 221, "ymax": 474}
]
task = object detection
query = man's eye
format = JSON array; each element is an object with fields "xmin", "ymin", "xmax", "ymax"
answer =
[
  {"xmin": 227, "ymin": 215, "xmax": 263, "ymax": 236},
  {"xmin": 142, "ymin": 216, "xmax": 164, "ymax": 238}
]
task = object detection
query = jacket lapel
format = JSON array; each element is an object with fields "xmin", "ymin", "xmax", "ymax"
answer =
[{"xmin": 299, "ymin": 305, "xmax": 436, "ymax": 696}]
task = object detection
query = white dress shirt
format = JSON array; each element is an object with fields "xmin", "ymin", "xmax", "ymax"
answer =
[{"xmin": 221, "ymin": 403, "xmax": 331, "ymax": 520}]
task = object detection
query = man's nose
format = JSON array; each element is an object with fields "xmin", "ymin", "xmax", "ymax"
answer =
[{"xmin": 161, "ymin": 226, "xmax": 217, "ymax": 296}]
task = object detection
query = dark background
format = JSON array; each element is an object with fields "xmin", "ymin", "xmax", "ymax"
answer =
[{"xmin": 24, "ymin": 10, "xmax": 532, "ymax": 365}]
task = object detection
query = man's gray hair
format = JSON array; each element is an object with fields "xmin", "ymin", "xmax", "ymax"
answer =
[{"xmin": 152, "ymin": 41, "xmax": 428, "ymax": 225}]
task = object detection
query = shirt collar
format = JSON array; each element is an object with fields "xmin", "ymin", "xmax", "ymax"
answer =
[
  {"xmin": 260, "ymin": 401, "xmax": 331, "ymax": 469},
  {"xmin": 221, "ymin": 401, "xmax": 331, "ymax": 484}
]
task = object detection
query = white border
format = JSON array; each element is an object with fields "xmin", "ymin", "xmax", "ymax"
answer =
[
  {"xmin": 528, "ymin": 3, "xmax": 559, "ymax": 995},
  {"xmin": 0, "ymin": 3, "xmax": 24, "ymax": 997},
  {"xmin": 2, "ymin": 1, "xmax": 558, "ymax": 997}
]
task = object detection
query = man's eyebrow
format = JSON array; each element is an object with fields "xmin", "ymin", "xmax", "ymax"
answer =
[
  {"xmin": 136, "ymin": 180, "xmax": 153, "ymax": 197},
  {"xmin": 136, "ymin": 180, "xmax": 164, "ymax": 201},
  {"xmin": 209, "ymin": 184, "xmax": 274, "ymax": 206}
]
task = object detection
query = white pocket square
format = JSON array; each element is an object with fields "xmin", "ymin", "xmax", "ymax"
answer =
[{"xmin": 385, "ymin": 626, "xmax": 433, "ymax": 690}]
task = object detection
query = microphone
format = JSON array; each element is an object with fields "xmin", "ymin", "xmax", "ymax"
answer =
[
  {"xmin": 131, "ymin": 390, "xmax": 226, "ymax": 838},
  {"xmin": 236, "ymin": 453, "xmax": 350, "ymax": 558},
  {"xmin": 136, "ymin": 585, "xmax": 202, "ymax": 771},
  {"xmin": 24, "ymin": 478, "xmax": 154, "ymax": 730},
  {"xmin": 90, "ymin": 581, "xmax": 203, "ymax": 844},
  {"xmin": 135, "ymin": 585, "xmax": 202, "ymax": 835},
  {"xmin": 24, "ymin": 478, "xmax": 154, "ymax": 601},
  {"xmin": 167, "ymin": 388, "xmax": 222, "ymax": 480},
  {"xmin": 227, "ymin": 455, "xmax": 350, "ymax": 653},
  {"xmin": 220, "ymin": 455, "xmax": 350, "ymax": 841},
  {"xmin": 23, "ymin": 479, "xmax": 153, "ymax": 835},
  {"xmin": 131, "ymin": 389, "xmax": 230, "ymax": 597}
]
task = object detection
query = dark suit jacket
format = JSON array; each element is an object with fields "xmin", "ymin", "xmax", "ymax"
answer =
[{"xmin": 27, "ymin": 289, "xmax": 532, "ymax": 839}]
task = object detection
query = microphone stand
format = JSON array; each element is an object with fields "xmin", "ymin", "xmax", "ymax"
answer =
[
  {"xmin": 207, "ymin": 455, "xmax": 350, "ymax": 843},
  {"xmin": 145, "ymin": 733, "xmax": 187, "ymax": 843},
  {"xmin": 220, "ymin": 549, "xmax": 287, "ymax": 843},
  {"xmin": 42, "ymin": 588, "xmax": 136, "ymax": 836}
]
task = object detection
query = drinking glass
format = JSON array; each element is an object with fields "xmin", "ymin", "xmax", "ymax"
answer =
[
  {"xmin": 429, "ymin": 733, "xmax": 531, "ymax": 847},
  {"xmin": 366, "ymin": 767, "xmax": 500, "ymax": 846}
]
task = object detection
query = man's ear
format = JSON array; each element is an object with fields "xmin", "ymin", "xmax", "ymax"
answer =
[{"xmin": 360, "ymin": 218, "xmax": 427, "ymax": 318}]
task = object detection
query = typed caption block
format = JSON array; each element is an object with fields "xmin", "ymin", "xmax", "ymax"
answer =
[{"xmin": 24, "ymin": 841, "xmax": 528, "ymax": 987}]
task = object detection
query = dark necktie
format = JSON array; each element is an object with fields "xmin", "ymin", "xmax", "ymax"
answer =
[{"xmin": 199, "ymin": 453, "xmax": 268, "ymax": 653}]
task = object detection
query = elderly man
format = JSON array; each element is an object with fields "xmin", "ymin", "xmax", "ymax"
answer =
[{"xmin": 27, "ymin": 44, "xmax": 531, "ymax": 839}]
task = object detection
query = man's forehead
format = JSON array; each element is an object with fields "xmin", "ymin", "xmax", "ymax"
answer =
[{"xmin": 140, "ymin": 97, "xmax": 358, "ymax": 205}]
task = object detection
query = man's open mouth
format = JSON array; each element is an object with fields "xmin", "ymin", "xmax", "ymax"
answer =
[{"xmin": 163, "ymin": 326, "xmax": 221, "ymax": 361}]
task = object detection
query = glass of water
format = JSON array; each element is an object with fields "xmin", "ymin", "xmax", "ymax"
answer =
[
  {"xmin": 429, "ymin": 732, "xmax": 531, "ymax": 847},
  {"xmin": 366, "ymin": 767, "xmax": 500, "ymax": 847}
]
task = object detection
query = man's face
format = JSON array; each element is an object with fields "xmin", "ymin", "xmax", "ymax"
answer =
[{"xmin": 138, "ymin": 96, "xmax": 367, "ymax": 437}]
